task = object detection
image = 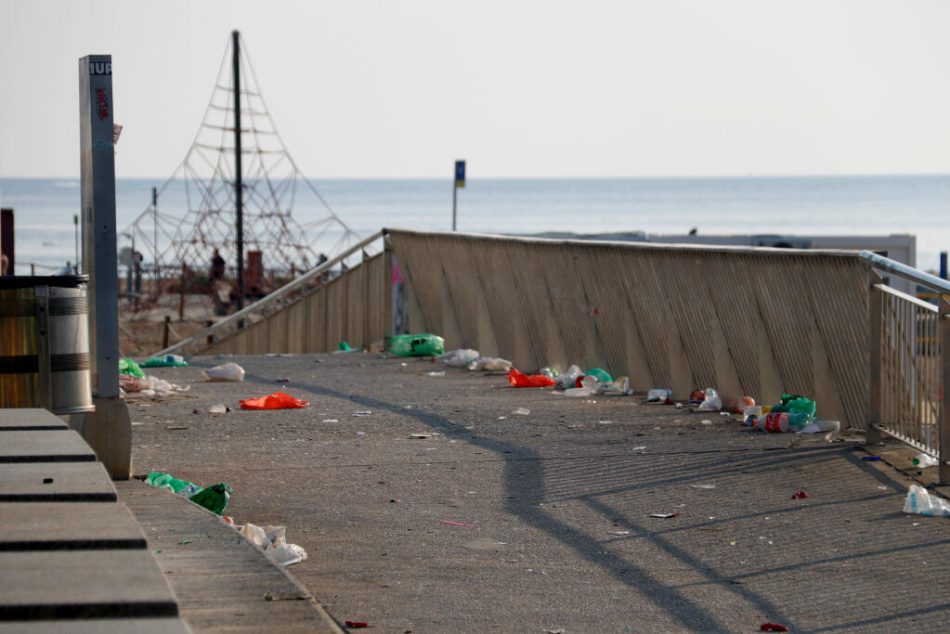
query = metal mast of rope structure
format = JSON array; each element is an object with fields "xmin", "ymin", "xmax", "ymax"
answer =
[
  {"xmin": 120, "ymin": 31, "xmax": 364, "ymax": 311},
  {"xmin": 232, "ymin": 29, "xmax": 245, "ymax": 310}
]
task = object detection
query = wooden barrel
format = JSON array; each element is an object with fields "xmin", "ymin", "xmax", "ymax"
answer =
[{"xmin": 0, "ymin": 276, "xmax": 93, "ymax": 414}]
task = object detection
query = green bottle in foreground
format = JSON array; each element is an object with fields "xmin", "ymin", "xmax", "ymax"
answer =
[{"xmin": 189, "ymin": 483, "xmax": 233, "ymax": 515}]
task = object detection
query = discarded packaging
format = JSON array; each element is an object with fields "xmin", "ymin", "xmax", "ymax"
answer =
[
  {"xmin": 760, "ymin": 623, "xmax": 789, "ymax": 633},
  {"xmin": 426, "ymin": 371, "xmax": 446, "ymax": 377},
  {"xmin": 389, "ymin": 333, "xmax": 445, "ymax": 357},
  {"xmin": 512, "ymin": 407, "xmax": 531, "ymax": 416},
  {"xmin": 646, "ymin": 388, "xmax": 673, "ymax": 404},
  {"xmin": 913, "ymin": 453, "xmax": 939, "ymax": 468},
  {"xmin": 556, "ymin": 365, "xmax": 584, "ymax": 389},
  {"xmin": 583, "ymin": 367, "xmax": 614, "ymax": 385},
  {"xmin": 732, "ymin": 395, "xmax": 755, "ymax": 413},
  {"xmin": 237, "ymin": 522, "xmax": 308, "ymax": 567},
  {"xmin": 791, "ymin": 490, "xmax": 808, "ymax": 499},
  {"xmin": 696, "ymin": 388, "xmax": 722, "ymax": 411},
  {"xmin": 600, "ymin": 376, "xmax": 633, "ymax": 396},
  {"xmin": 440, "ymin": 349, "xmax": 481, "ymax": 367},
  {"xmin": 650, "ymin": 512, "xmax": 679, "ymax": 519},
  {"xmin": 146, "ymin": 471, "xmax": 203, "ymax": 497},
  {"xmin": 119, "ymin": 374, "xmax": 149, "ymax": 393},
  {"xmin": 203, "ymin": 362, "xmax": 246, "ymax": 382},
  {"xmin": 189, "ymin": 483, "xmax": 232, "ymax": 515},
  {"xmin": 688, "ymin": 389, "xmax": 706, "ymax": 406},
  {"xmin": 904, "ymin": 484, "xmax": 950, "ymax": 517},
  {"xmin": 135, "ymin": 376, "xmax": 189, "ymax": 398},
  {"xmin": 771, "ymin": 393, "xmax": 816, "ymax": 417},
  {"xmin": 468, "ymin": 356, "xmax": 513, "ymax": 372},
  {"xmin": 239, "ymin": 391, "xmax": 309, "ymax": 410},
  {"xmin": 345, "ymin": 622, "xmax": 369, "ymax": 629},
  {"xmin": 208, "ymin": 403, "xmax": 229, "ymax": 414},
  {"xmin": 508, "ymin": 368, "xmax": 556, "ymax": 388},
  {"xmin": 119, "ymin": 357, "xmax": 145, "ymax": 378},
  {"xmin": 539, "ymin": 367, "xmax": 559, "ymax": 380},
  {"xmin": 142, "ymin": 354, "xmax": 188, "ymax": 368}
]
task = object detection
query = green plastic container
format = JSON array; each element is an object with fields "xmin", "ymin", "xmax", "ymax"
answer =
[{"xmin": 389, "ymin": 334, "xmax": 445, "ymax": 357}]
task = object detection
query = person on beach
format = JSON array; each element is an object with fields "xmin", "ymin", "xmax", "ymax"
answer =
[{"xmin": 209, "ymin": 248, "xmax": 229, "ymax": 315}]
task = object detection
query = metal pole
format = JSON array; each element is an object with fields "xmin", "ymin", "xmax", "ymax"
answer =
[
  {"xmin": 73, "ymin": 214, "xmax": 79, "ymax": 273},
  {"xmin": 78, "ymin": 54, "xmax": 131, "ymax": 479},
  {"xmin": 152, "ymin": 186, "xmax": 158, "ymax": 275},
  {"xmin": 452, "ymin": 183, "xmax": 457, "ymax": 232},
  {"xmin": 232, "ymin": 30, "xmax": 244, "ymax": 311}
]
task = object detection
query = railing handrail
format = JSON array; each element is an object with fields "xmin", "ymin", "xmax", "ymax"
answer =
[
  {"xmin": 860, "ymin": 250, "xmax": 950, "ymax": 295},
  {"xmin": 873, "ymin": 283, "xmax": 940, "ymax": 312},
  {"xmin": 155, "ymin": 230, "xmax": 385, "ymax": 356}
]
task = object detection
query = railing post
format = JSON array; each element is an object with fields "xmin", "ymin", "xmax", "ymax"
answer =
[
  {"xmin": 867, "ymin": 281, "xmax": 884, "ymax": 445},
  {"xmin": 940, "ymin": 300, "xmax": 950, "ymax": 484},
  {"xmin": 383, "ymin": 235, "xmax": 395, "ymax": 350},
  {"xmin": 362, "ymin": 248, "xmax": 370, "ymax": 349}
]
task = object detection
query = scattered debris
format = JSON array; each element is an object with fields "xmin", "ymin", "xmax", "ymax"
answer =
[
  {"xmin": 791, "ymin": 490, "xmax": 808, "ymax": 500},
  {"xmin": 690, "ymin": 484, "xmax": 716, "ymax": 490},
  {"xmin": 512, "ymin": 407, "xmax": 531, "ymax": 416},
  {"xmin": 142, "ymin": 354, "xmax": 188, "ymax": 368},
  {"xmin": 353, "ymin": 411, "xmax": 372, "ymax": 417},
  {"xmin": 235, "ymin": 521, "xmax": 308, "ymax": 567},
  {"xmin": 389, "ymin": 333, "xmax": 445, "ymax": 357},
  {"xmin": 240, "ymin": 392, "xmax": 309, "ymax": 410},
  {"xmin": 904, "ymin": 484, "xmax": 950, "ymax": 517},
  {"xmin": 345, "ymin": 622, "xmax": 369, "ymax": 629},
  {"xmin": 426, "ymin": 371, "xmax": 446, "ymax": 377},
  {"xmin": 208, "ymin": 403, "xmax": 230, "ymax": 414},
  {"xmin": 440, "ymin": 348, "xmax": 481, "ymax": 367},
  {"xmin": 760, "ymin": 623, "xmax": 789, "ymax": 632},
  {"xmin": 410, "ymin": 433, "xmax": 433, "ymax": 439},
  {"xmin": 646, "ymin": 388, "xmax": 673, "ymax": 404},
  {"xmin": 322, "ymin": 419, "xmax": 339, "ymax": 423},
  {"xmin": 650, "ymin": 512, "xmax": 679, "ymax": 519},
  {"xmin": 203, "ymin": 362, "xmax": 245, "ymax": 382},
  {"xmin": 509, "ymin": 368, "xmax": 556, "ymax": 388}
]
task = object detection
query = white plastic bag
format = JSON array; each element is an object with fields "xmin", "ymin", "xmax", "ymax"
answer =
[
  {"xmin": 696, "ymin": 387, "xmax": 722, "ymax": 411},
  {"xmin": 646, "ymin": 388, "xmax": 673, "ymax": 403},
  {"xmin": 440, "ymin": 349, "xmax": 480, "ymax": 367},
  {"xmin": 904, "ymin": 484, "xmax": 950, "ymax": 517},
  {"xmin": 468, "ymin": 356, "xmax": 512, "ymax": 372},
  {"xmin": 203, "ymin": 362, "xmax": 246, "ymax": 382}
]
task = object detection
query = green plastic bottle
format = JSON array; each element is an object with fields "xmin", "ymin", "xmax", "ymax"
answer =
[
  {"xmin": 189, "ymin": 483, "xmax": 233, "ymax": 515},
  {"xmin": 145, "ymin": 471, "xmax": 203, "ymax": 497},
  {"xmin": 388, "ymin": 334, "xmax": 445, "ymax": 357}
]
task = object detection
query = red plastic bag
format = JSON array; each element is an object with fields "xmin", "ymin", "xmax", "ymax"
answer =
[
  {"xmin": 239, "ymin": 391, "xmax": 309, "ymax": 410},
  {"xmin": 508, "ymin": 368, "xmax": 555, "ymax": 388}
]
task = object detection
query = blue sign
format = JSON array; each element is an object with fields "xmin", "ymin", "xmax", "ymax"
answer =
[{"xmin": 455, "ymin": 160, "xmax": 466, "ymax": 188}]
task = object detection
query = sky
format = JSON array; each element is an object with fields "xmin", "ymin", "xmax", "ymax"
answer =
[{"xmin": 1, "ymin": 0, "xmax": 949, "ymax": 179}]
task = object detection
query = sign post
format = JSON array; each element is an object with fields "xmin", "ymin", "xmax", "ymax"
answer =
[
  {"xmin": 452, "ymin": 160, "xmax": 465, "ymax": 231},
  {"xmin": 78, "ymin": 54, "xmax": 131, "ymax": 479}
]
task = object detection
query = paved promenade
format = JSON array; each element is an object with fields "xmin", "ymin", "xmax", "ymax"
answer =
[{"xmin": 122, "ymin": 352, "xmax": 950, "ymax": 632}]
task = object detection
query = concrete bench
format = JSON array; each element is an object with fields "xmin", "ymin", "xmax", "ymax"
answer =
[{"xmin": 0, "ymin": 408, "xmax": 189, "ymax": 632}]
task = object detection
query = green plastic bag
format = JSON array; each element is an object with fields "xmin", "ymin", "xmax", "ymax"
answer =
[
  {"xmin": 145, "ymin": 471, "xmax": 203, "ymax": 497},
  {"xmin": 142, "ymin": 354, "xmax": 189, "ymax": 368},
  {"xmin": 772, "ymin": 393, "xmax": 816, "ymax": 417},
  {"xmin": 119, "ymin": 358, "xmax": 145, "ymax": 378},
  {"xmin": 389, "ymin": 334, "xmax": 445, "ymax": 357},
  {"xmin": 584, "ymin": 367, "xmax": 614, "ymax": 384},
  {"xmin": 189, "ymin": 483, "xmax": 232, "ymax": 515}
]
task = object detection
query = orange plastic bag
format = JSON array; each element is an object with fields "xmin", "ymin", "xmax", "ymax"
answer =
[
  {"xmin": 508, "ymin": 368, "xmax": 555, "ymax": 388},
  {"xmin": 239, "ymin": 391, "xmax": 310, "ymax": 410}
]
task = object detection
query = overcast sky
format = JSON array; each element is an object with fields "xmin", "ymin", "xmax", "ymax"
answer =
[{"xmin": 2, "ymin": 0, "xmax": 949, "ymax": 179}]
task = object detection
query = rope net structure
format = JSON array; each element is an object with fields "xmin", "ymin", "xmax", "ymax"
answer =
[{"xmin": 121, "ymin": 32, "xmax": 365, "ymax": 318}]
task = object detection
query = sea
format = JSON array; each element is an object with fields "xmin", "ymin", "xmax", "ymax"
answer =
[{"xmin": 0, "ymin": 175, "xmax": 947, "ymax": 275}]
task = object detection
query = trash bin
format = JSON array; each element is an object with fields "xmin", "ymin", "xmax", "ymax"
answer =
[{"xmin": 0, "ymin": 275, "xmax": 94, "ymax": 414}]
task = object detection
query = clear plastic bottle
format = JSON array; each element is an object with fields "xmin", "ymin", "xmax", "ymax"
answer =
[{"xmin": 912, "ymin": 453, "xmax": 939, "ymax": 468}]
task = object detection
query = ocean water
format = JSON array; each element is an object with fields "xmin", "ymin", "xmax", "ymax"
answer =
[{"xmin": 0, "ymin": 175, "xmax": 947, "ymax": 274}]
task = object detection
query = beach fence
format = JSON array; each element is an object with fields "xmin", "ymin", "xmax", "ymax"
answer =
[{"xmin": 158, "ymin": 229, "xmax": 950, "ymax": 481}]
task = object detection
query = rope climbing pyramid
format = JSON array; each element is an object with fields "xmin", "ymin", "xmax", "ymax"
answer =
[{"xmin": 124, "ymin": 31, "xmax": 361, "ymax": 287}]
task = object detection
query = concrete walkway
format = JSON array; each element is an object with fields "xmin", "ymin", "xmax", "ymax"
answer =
[{"xmin": 124, "ymin": 353, "xmax": 950, "ymax": 632}]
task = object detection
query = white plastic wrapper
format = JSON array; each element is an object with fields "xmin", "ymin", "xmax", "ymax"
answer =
[
  {"xmin": 904, "ymin": 484, "xmax": 950, "ymax": 517},
  {"xmin": 203, "ymin": 362, "xmax": 246, "ymax": 382},
  {"xmin": 439, "ymin": 349, "xmax": 480, "ymax": 367}
]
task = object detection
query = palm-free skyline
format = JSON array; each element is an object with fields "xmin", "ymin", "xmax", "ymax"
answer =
[{"xmin": 2, "ymin": 0, "xmax": 949, "ymax": 179}]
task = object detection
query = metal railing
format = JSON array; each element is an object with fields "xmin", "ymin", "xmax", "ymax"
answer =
[
  {"xmin": 863, "ymin": 251, "xmax": 950, "ymax": 482},
  {"xmin": 155, "ymin": 231, "xmax": 385, "ymax": 357}
]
